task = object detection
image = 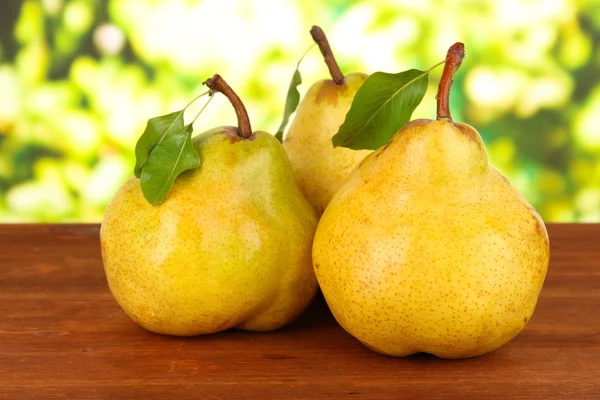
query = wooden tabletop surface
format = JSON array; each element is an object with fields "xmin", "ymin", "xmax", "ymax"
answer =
[{"xmin": 0, "ymin": 224, "xmax": 598, "ymax": 399}]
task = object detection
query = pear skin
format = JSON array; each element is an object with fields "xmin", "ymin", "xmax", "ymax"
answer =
[
  {"xmin": 101, "ymin": 128, "xmax": 318, "ymax": 336},
  {"xmin": 284, "ymin": 72, "xmax": 372, "ymax": 215},
  {"xmin": 312, "ymin": 43, "xmax": 550, "ymax": 359}
]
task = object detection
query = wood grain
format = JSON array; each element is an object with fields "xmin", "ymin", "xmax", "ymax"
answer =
[{"xmin": 0, "ymin": 224, "xmax": 598, "ymax": 399}]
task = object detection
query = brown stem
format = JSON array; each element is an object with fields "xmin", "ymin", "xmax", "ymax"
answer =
[
  {"xmin": 436, "ymin": 42, "xmax": 465, "ymax": 123},
  {"xmin": 310, "ymin": 26, "xmax": 344, "ymax": 85},
  {"xmin": 203, "ymin": 74, "xmax": 252, "ymax": 138}
]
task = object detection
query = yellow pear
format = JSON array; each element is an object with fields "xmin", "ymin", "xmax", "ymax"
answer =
[
  {"xmin": 283, "ymin": 26, "xmax": 372, "ymax": 215},
  {"xmin": 312, "ymin": 43, "xmax": 550, "ymax": 359},
  {"xmin": 101, "ymin": 75, "xmax": 318, "ymax": 336}
]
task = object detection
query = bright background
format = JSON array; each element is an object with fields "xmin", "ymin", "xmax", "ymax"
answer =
[{"xmin": 0, "ymin": 0, "xmax": 599, "ymax": 222}]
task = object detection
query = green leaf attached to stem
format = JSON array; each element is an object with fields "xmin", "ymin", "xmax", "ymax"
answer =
[
  {"xmin": 332, "ymin": 61, "xmax": 444, "ymax": 151},
  {"xmin": 134, "ymin": 110, "xmax": 185, "ymax": 177},
  {"xmin": 275, "ymin": 44, "xmax": 315, "ymax": 142},
  {"xmin": 135, "ymin": 91, "xmax": 214, "ymax": 205},
  {"xmin": 133, "ymin": 91, "xmax": 209, "ymax": 177},
  {"xmin": 275, "ymin": 68, "xmax": 302, "ymax": 142},
  {"xmin": 139, "ymin": 124, "xmax": 200, "ymax": 205}
]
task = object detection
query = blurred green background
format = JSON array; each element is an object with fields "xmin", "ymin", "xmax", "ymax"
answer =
[{"xmin": 0, "ymin": 0, "xmax": 598, "ymax": 222}]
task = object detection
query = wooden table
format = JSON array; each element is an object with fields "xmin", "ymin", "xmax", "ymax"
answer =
[{"xmin": 0, "ymin": 224, "xmax": 598, "ymax": 399}]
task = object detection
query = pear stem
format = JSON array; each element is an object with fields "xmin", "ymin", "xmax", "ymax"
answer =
[
  {"xmin": 203, "ymin": 74, "xmax": 252, "ymax": 138},
  {"xmin": 436, "ymin": 42, "xmax": 465, "ymax": 123},
  {"xmin": 310, "ymin": 26, "xmax": 344, "ymax": 85}
]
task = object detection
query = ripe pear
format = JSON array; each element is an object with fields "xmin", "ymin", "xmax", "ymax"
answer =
[
  {"xmin": 312, "ymin": 43, "xmax": 550, "ymax": 359},
  {"xmin": 283, "ymin": 26, "xmax": 372, "ymax": 215},
  {"xmin": 101, "ymin": 75, "xmax": 318, "ymax": 336}
]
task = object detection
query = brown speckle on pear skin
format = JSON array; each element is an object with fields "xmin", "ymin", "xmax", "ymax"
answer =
[
  {"xmin": 532, "ymin": 212, "xmax": 549, "ymax": 246},
  {"xmin": 219, "ymin": 126, "xmax": 256, "ymax": 143},
  {"xmin": 315, "ymin": 80, "xmax": 347, "ymax": 105},
  {"xmin": 535, "ymin": 219, "xmax": 545, "ymax": 236},
  {"xmin": 376, "ymin": 119, "xmax": 431, "ymax": 158},
  {"xmin": 455, "ymin": 123, "xmax": 477, "ymax": 141}
]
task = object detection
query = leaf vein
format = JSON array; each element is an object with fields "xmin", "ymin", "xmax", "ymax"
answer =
[{"xmin": 338, "ymin": 70, "xmax": 428, "ymax": 147}]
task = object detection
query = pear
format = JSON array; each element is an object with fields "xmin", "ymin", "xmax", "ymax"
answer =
[
  {"xmin": 312, "ymin": 43, "xmax": 550, "ymax": 359},
  {"xmin": 101, "ymin": 75, "xmax": 318, "ymax": 336},
  {"xmin": 283, "ymin": 26, "xmax": 372, "ymax": 215}
]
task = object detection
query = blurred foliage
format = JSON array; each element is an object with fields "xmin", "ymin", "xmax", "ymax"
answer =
[{"xmin": 0, "ymin": 0, "xmax": 598, "ymax": 222}]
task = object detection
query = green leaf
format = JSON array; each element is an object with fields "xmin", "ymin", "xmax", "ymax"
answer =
[
  {"xmin": 134, "ymin": 110, "xmax": 185, "ymax": 177},
  {"xmin": 332, "ymin": 69, "xmax": 429, "ymax": 150},
  {"xmin": 139, "ymin": 124, "xmax": 200, "ymax": 205},
  {"xmin": 275, "ymin": 67, "xmax": 302, "ymax": 142}
]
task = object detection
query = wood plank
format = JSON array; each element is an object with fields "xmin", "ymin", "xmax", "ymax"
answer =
[{"xmin": 0, "ymin": 224, "xmax": 598, "ymax": 399}]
